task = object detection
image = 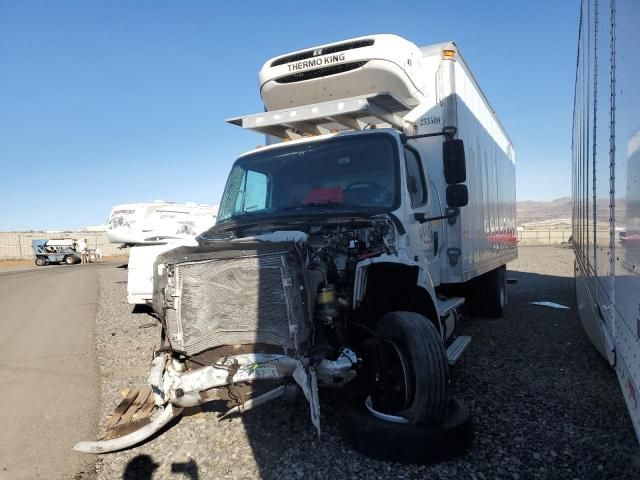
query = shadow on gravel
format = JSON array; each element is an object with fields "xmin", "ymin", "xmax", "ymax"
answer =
[
  {"xmin": 131, "ymin": 303, "xmax": 154, "ymax": 315},
  {"xmin": 234, "ymin": 264, "xmax": 640, "ymax": 480},
  {"xmin": 123, "ymin": 454, "xmax": 158, "ymax": 479},
  {"xmin": 122, "ymin": 454, "xmax": 200, "ymax": 479},
  {"xmin": 170, "ymin": 459, "xmax": 200, "ymax": 479}
]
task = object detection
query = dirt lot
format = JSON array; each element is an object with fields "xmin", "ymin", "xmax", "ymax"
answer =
[
  {"xmin": 86, "ymin": 246, "xmax": 640, "ymax": 479},
  {"xmin": 0, "ymin": 259, "xmax": 34, "ymax": 269},
  {"xmin": 0, "ymin": 256, "xmax": 129, "ymax": 272}
]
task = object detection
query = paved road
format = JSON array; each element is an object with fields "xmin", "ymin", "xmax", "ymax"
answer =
[{"xmin": 0, "ymin": 264, "xmax": 108, "ymax": 480}]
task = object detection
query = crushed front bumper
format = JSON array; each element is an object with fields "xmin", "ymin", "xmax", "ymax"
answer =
[{"xmin": 74, "ymin": 349, "xmax": 357, "ymax": 454}]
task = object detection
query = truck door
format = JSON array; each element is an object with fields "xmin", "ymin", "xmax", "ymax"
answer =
[{"xmin": 403, "ymin": 146, "xmax": 438, "ymax": 272}]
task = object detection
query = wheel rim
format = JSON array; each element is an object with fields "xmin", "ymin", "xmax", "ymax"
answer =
[
  {"xmin": 386, "ymin": 340, "xmax": 412, "ymax": 410},
  {"xmin": 367, "ymin": 339, "xmax": 415, "ymax": 415},
  {"xmin": 364, "ymin": 396, "xmax": 409, "ymax": 424}
]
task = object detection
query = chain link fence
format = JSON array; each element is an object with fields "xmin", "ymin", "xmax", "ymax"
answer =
[{"xmin": 517, "ymin": 229, "xmax": 572, "ymax": 246}]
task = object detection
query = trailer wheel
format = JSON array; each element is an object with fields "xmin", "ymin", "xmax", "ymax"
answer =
[
  {"xmin": 482, "ymin": 266, "xmax": 506, "ymax": 318},
  {"xmin": 361, "ymin": 311, "xmax": 449, "ymax": 426},
  {"xmin": 35, "ymin": 257, "xmax": 46, "ymax": 266},
  {"xmin": 64, "ymin": 255, "xmax": 76, "ymax": 265},
  {"xmin": 339, "ymin": 395, "xmax": 472, "ymax": 464}
]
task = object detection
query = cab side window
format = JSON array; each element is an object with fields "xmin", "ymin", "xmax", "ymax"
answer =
[{"xmin": 404, "ymin": 147, "xmax": 427, "ymax": 207}]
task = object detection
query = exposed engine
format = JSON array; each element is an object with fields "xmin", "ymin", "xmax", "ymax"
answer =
[
  {"xmin": 307, "ymin": 218, "xmax": 396, "ymax": 287},
  {"xmin": 300, "ymin": 218, "xmax": 397, "ymax": 352}
]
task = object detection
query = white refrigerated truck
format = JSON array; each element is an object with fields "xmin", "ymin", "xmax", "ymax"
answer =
[
  {"xmin": 572, "ymin": 0, "xmax": 640, "ymax": 441},
  {"xmin": 76, "ymin": 34, "xmax": 516, "ymax": 463}
]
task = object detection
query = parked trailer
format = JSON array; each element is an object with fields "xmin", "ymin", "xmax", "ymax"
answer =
[
  {"xmin": 76, "ymin": 34, "xmax": 516, "ymax": 462},
  {"xmin": 106, "ymin": 201, "xmax": 217, "ymax": 305},
  {"xmin": 127, "ymin": 241, "xmax": 196, "ymax": 305},
  {"xmin": 572, "ymin": 0, "xmax": 640, "ymax": 440},
  {"xmin": 107, "ymin": 201, "xmax": 217, "ymax": 245}
]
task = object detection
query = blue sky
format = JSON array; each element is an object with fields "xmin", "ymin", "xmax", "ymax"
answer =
[{"xmin": 0, "ymin": 1, "xmax": 578, "ymax": 230}]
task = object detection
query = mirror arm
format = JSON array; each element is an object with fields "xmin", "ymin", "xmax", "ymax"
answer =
[
  {"xmin": 414, "ymin": 207, "xmax": 459, "ymax": 224},
  {"xmin": 401, "ymin": 126, "xmax": 458, "ymax": 144}
]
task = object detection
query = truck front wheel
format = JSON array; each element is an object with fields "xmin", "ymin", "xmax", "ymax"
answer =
[
  {"xmin": 64, "ymin": 256, "xmax": 76, "ymax": 265},
  {"xmin": 363, "ymin": 311, "xmax": 449, "ymax": 426},
  {"xmin": 35, "ymin": 257, "xmax": 46, "ymax": 266},
  {"xmin": 340, "ymin": 311, "xmax": 471, "ymax": 463}
]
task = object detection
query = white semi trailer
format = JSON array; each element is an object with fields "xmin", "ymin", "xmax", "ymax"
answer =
[
  {"xmin": 76, "ymin": 34, "xmax": 516, "ymax": 463},
  {"xmin": 572, "ymin": 0, "xmax": 640, "ymax": 441}
]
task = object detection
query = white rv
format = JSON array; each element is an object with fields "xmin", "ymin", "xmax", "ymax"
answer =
[
  {"xmin": 77, "ymin": 34, "xmax": 516, "ymax": 463},
  {"xmin": 107, "ymin": 201, "xmax": 217, "ymax": 245},
  {"xmin": 572, "ymin": 0, "xmax": 640, "ymax": 441},
  {"xmin": 107, "ymin": 201, "xmax": 217, "ymax": 305}
]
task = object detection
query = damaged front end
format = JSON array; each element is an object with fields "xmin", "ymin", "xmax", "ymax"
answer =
[{"xmin": 74, "ymin": 238, "xmax": 358, "ymax": 454}]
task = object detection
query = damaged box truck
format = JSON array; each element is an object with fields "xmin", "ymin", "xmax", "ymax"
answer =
[{"xmin": 75, "ymin": 34, "xmax": 517, "ymax": 463}]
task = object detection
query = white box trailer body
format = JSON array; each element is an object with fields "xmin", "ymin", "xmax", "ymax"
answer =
[{"xmin": 572, "ymin": 0, "xmax": 640, "ymax": 441}]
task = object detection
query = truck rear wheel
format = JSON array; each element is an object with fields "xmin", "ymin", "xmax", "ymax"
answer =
[
  {"xmin": 35, "ymin": 257, "xmax": 46, "ymax": 266},
  {"xmin": 64, "ymin": 256, "xmax": 76, "ymax": 265},
  {"xmin": 482, "ymin": 266, "xmax": 506, "ymax": 318},
  {"xmin": 464, "ymin": 266, "xmax": 507, "ymax": 318},
  {"xmin": 362, "ymin": 311, "xmax": 449, "ymax": 426}
]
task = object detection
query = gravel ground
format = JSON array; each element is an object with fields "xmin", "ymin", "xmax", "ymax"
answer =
[{"xmin": 88, "ymin": 247, "xmax": 640, "ymax": 479}]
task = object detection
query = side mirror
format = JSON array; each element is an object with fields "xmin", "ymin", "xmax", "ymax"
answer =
[
  {"xmin": 446, "ymin": 184, "xmax": 468, "ymax": 207},
  {"xmin": 443, "ymin": 139, "xmax": 466, "ymax": 184}
]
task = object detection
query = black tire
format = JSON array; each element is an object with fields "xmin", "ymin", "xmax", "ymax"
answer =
[
  {"xmin": 64, "ymin": 255, "xmax": 76, "ymax": 265},
  {"xmin": 35, "ymin": 257, "xmax": 46, "ymax": 266},
  {"xmin": 339, "ymin": 395, "xmax": 472, "ymax": 464},
  {"xmin": 372, "ymin": 311, "xmax": 449, "ymax": 425},
  {"xmin": 464, "ymin": 266, "xmax": 506, "ymax": 318},
  {"xmin": 482, "ymin": 266, "xmax": 506, "ymax": 318}
]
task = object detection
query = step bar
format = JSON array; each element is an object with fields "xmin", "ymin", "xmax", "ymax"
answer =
[
  {"xmin": 446, "ymin": 335, "xmax": 471, "ymax": 366},
  {"xmin": 438, "ymin": 296, "xmax": 465, "ymax": 316}
]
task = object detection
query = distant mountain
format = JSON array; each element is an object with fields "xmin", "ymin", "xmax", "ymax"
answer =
[
  {"xmin": 517, "ymin": 197, "xmax": 572, "ymax": 224},
  {"xmin": 517, "ymin": 197, "xmax": 625, "ymax": 226}
]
